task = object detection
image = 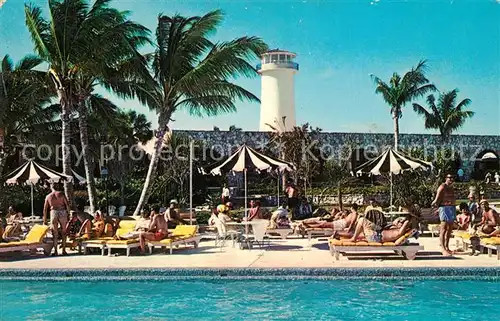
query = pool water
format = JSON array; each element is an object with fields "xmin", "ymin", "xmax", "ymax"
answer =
[{"xmin": 1, "ymin": 279, "xmax": 498, "ymax": 320}]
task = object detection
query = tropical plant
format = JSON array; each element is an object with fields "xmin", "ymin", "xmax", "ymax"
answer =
[
  {"xmin": 267, "ymin": 123, "xmax": 323, "ymax": 196},
  {"xmin": 24, "ymin": 0, "xmax": 150, "ymax": 210},
  {"xmin": 413, "ymin": 89, "xmax": 474, "ymax": 142},
  {"xmin": 130, "ymin": 10, "xmax": 268, "ymax": 215},
  {"xmin": 371, "ymin": 60, "xmax": 436, "ymax": 149},
  {"xmin": 0, "ymin": 54, "xmax": 59, "ymax": 207}
]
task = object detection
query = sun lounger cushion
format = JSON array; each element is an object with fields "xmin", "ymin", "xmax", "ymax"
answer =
[
  {"xmin": 106, "ymin": 239, "xmax": 139, "ymax": 245},
  {"xmin": 115, "ymin": 220, "xmax": 137, "ymax": 237},
  {"xmin": 83, "ymin": 239, "xmax": 111, "ymax": 244},
  {"xmin": 24, "ymin": 225, "xmax": 50, "ymax": 243},
  {"xmin": 329, "ymin": 229, "xmax": 417, "ymax": 247},
  {"xmin": 171, "ymin": 225, "xmax": 197, "ymax": 237},
  {"xmin": 394, "ymin": 229, "xmax": 418, "ymax": 245},
  {"xmin": 482, "ymin": 237, "xmax": 500, "ymax": 245},
  {"xmin": 0, "ymin": 242, "xmax": 28, "ymax": 247},
  {"xmin": 453, "ymin": 231, "xmax": 489, "ymax": 239},
  {"xmin": 307, "ymin": 227, "xmax": 333, "ymax": 231}
]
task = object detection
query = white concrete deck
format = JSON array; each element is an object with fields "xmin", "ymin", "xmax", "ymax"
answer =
[{"xmin": 0, "ymin": 236, "xmax": 498, "ymax": 269}]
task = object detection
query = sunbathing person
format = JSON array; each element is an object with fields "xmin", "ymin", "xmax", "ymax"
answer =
[
  {"xmin": 302, "ymin": 204, "xmax": 359, "ymax": 232},
  {"xmin": 139, "ymin": 207, "xmax": 169, "ymax": 254},
  {"xmin": 456, "ymin": 202, "xmax": 471, "ymax": 231},
  {"xmin": 346, "ymin": 210, "xmax": 410, "ymax": 243},
  {"xmin": 78, "ymin": 212, "xmax": 106, "ymax": 239},
  {"xmin": 475, "ymin": 200, "xmax": 500, "ymax": 236},
  {"xmin": 2, "ymin": 205, "xmax": 23, "ymax": 239}
]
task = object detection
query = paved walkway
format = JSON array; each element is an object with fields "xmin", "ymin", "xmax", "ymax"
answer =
[{"xmin": 0, "ymin": 236, "xmax": 498, "ymax": 269}]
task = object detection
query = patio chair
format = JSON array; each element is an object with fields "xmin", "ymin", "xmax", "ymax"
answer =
[
  {"xmin": 240, "ymin": 219, "xmax": 270, "ymax": 249},
  {"xmin": 211, "ymin": 215, "xmax": 240, "ymax": 250},
  {"xmin": 118, "ymin": 206, "xmax": 127, "ymax": 217}
]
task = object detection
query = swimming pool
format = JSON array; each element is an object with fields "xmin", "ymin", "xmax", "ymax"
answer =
[{"xmin": 1, "ymin": 268, "xmax": 499, "ymax": 321}]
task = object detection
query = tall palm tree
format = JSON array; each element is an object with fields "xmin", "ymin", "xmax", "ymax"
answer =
[
  {"xmin": 0, "ymin": 54, "xmax": 59, "ymax": 207},
  {"xmin": 24, "ymin": 0, "xmax": 150, "ymax": 210},
  {"xmin": 413, "ymin": 89, "xmax": 474, "ymax": 142},
  {"xmin": 371, "ymin": 60, "xmax": 436, "ymax": 150},
  {"xmin": 0, "ymin": 54, "xmax": 58, "ymax": 174},
  {"xmin": 131, "ymin": 10, "xmax": 268, "ymax": 215}
]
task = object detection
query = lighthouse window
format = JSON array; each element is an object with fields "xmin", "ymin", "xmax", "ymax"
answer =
[
  {"xmin": 264, "ymin": 55, "xmax": 270, "ymax": 63},
  {"xmin": 286, "ymin": 55, "xmax": 291, "ymax": 62},
  {"xmin": 271, "ymin": 54, "xmax": 278, "ymax": 63},
  {"xmin": 279, "ymin": 54, "xmax": 286, "ymax": 62}
]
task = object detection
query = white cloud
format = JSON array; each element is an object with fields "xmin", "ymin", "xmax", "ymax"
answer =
[{"xmin": 0, "ymin": 0, "xmax": 6, "ymax": 8}]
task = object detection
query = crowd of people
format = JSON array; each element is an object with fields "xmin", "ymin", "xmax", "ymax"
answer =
[{"xmin": 2, "ymin": 175, "xmax": 499, "ymax": 257}]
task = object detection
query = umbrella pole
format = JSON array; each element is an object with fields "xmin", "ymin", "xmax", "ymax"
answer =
[
  {"xmin": 189, "ymin": 140, "xmax": 193, "ymax": 225},
  {"xmin": 244, "ymin": 169, "xmax": 248, "ymax": 235},
  {"xmin": 277, "ymin": 172, "xmax": 280, "ymax": 207},
  {"xmin": 31, "ymin": 183, "xmax": 34, "ymax": 217},
  {"xmin": 390, "ymin": 172, "xmax": 393, "ymax": 209}
]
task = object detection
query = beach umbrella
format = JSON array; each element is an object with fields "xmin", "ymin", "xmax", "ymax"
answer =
[
  {"xmin": 354, "ymin": 148, "xmax": 432, "ymax": 207},
  {"xmin": 3, "ymin": 160, "xmax": 73, "ymax": 216},
  {"xmin": 201, "ymin": 144, "xmax": 295, "ymax": 222},
  {"xmin": 71, "ymin": 169, "xmax": 86, "ymax": 185}
]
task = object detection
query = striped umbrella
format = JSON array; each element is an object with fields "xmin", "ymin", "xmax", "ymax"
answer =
[
  {"xmin": 354, "ymin": 148, "xmax": 432, "ymax": 176},
  {"xmin": 72, "ymin": 170, "xmax": 87, "ymax": 185},
  {"xmin": 201, "ymin": 144, "xmax": 295, "ymax": 221},
  {"xmin": 354, "ymin": 148, "xmax": 432, "ymax": 207},
  {"xmin": 4, "ymin": 160, "xmax": 73, "ymax": 216}
]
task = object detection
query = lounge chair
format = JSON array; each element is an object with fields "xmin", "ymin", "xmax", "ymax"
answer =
[
  {"xmin": 266, "ymin": 227, "xmax": 293, "ymax": 240},
  {"xmin": 481, "ymin": 237, "xmax": 500, "ymax": 260},
  {"xmin": 0, "ymin": 224, "xmax": 52, "ymax": 256},
  {"xmin": 147, "ymin": 225, "xmax": 201, "ymax": 255},
  {"xmin": 329, "ymin": 229, "xmax": 423, "ymax": 260},
  {"xmin": 306, "ymin": 227, "xmax": 335, "ymax": 241},
  {"xmin": 105, "ymin": 220, "xmax": 140, "ymax": 256},
  {"xmin": 80, "ymin": 222, "xmax": 117, "ymax": 256}
]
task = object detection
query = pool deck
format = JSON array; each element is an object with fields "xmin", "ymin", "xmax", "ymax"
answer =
[{"xmin": 0, "ymin": 236, "xmax": 498, "ymax": 269}]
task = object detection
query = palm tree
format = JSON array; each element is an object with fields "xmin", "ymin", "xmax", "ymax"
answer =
[
  {"xmin": 413, "ymin": 89, "xmax": 474, "ymax": 142},
  {"xmin": 131, "ymin": 10, "xmax": 268, "ymax": 215},
  {"xmin": 24, "ymin": 0, "xmax": 150, "ymax": 210},
  {"xmin": 0, "ymin": 54, "xmax": 58, "ymax": 206},
  {"xmin": 371, "ymin": 60, "xmax": 436, "ymax": 150}
]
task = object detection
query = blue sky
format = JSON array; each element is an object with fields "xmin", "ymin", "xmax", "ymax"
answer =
[{"xmin": 1, "ymin": 0, "xmax": 499, "ymax": 135}]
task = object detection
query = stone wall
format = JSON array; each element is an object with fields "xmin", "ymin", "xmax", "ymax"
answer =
[{"xmin": 177, "ymin": 130, "xmax": 499, "ymax": 175}]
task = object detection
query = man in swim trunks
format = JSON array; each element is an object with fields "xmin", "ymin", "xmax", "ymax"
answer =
[
  {"xmin": 347, "ymin": 210, "xmax": 410, "ymax": 243},
  {"xmin": 139, "ymin": 206, "xmax": 169, "ymax": 253},
  {"xmin": 431, "ymin": 174, "xmax": 456, "ymax": 256},
  {"xmin": 43, "ymin": 182, "xmax": 71, "ymax": 256},
  {"xmin": 476, "ymin": 200, "xmax": 500, "ymax": 236}
]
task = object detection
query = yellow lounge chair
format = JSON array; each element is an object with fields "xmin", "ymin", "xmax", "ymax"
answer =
[
  {"xmin": 452, "ymin": 230, "xmax": 490, "ymax": 253},
  {"xmin": 329, "ymin": 229, "xmax": 423, "ymax": 260},
  {"xmin": 81, "ymin": 222, "xmax": 118, "ymax": 255},
  {"xmin": 105, "ymin": 220, "xmax": 140, "ymax": 257},
  {"xmin": 147, "ymin": 225, "xmax": 201, "ymax": 255},
  {"xmin": 481, "ymin": 237, "xmax": 500, "ymax": 260},
  {"xmin": 0, "ymin": 224, "xmax": 51, "ymax": 256}
]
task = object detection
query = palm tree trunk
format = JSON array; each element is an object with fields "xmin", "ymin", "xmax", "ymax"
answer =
[
  {"xmin": 133, "ymin": 123, "xmax": 168, "ymax": 215},
  {"xmin": 78, "ymin": 99, "xmax": 97, "ymax": 213},
  {"xmin": 392, "ymin": 112, "xmax": 399, "ymax": 151},
  {"xmin": 0, "ymin": 152, "xmax": 6, "ymax": 209},
  {"xmin": 59, "ymin": 90, "xmax": 75, "ymax": 209}
]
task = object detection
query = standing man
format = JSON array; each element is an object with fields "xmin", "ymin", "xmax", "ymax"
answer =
[
  {"xmin": 43, "ymin": 182, "xmax": 71, "ymax": 256},
  {"xmin": 221, "ymin": 184, "xmax": 230, "ymax": 204},
  {"xmin": 431, "ymin": 174, "xmax": 456, "ymax": 256}
]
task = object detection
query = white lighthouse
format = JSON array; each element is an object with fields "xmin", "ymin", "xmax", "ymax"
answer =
[{"xmin": 257, "ymin": 49, "xmax": 299, "ymax": 132}]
